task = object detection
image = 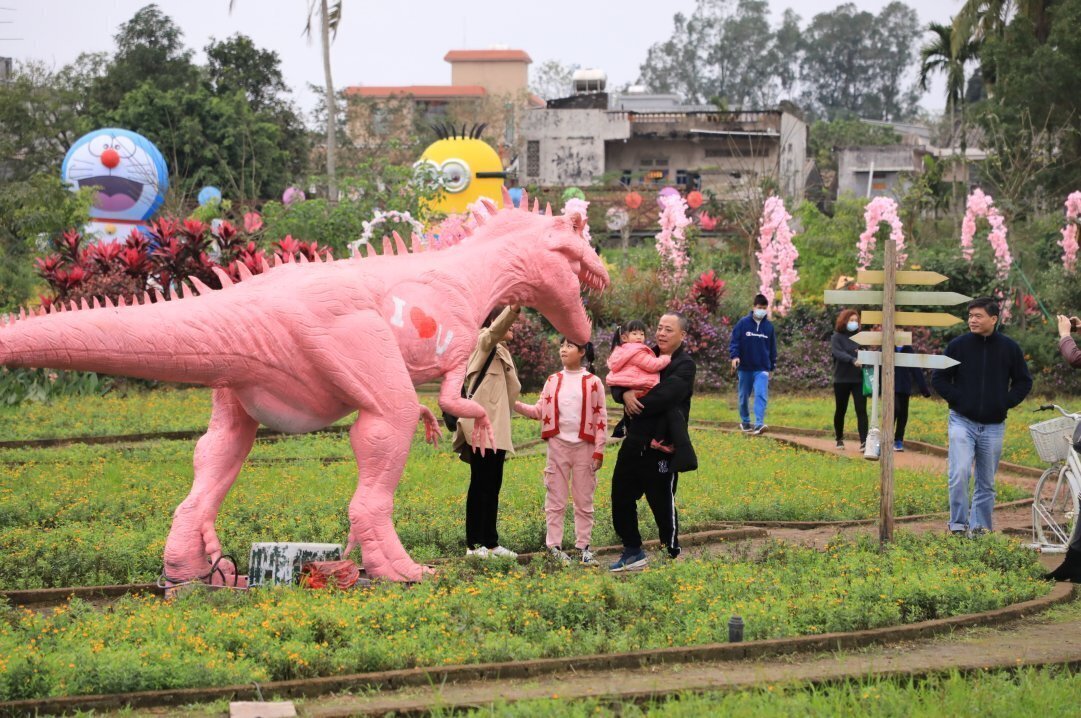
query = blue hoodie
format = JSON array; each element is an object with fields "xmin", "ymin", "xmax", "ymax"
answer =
[{"xmin": 729, "ymin": 312, "xmax": 776, "ymax": 372}]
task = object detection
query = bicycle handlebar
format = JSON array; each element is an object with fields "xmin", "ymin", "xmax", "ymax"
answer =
[
  {"xmin": 1037, "ymin": 403, "xmax": 1080, "ymax": 419},
  {"xmin": 1039, "ymin": 404, "xmax": 1055, "ymax": 411}
]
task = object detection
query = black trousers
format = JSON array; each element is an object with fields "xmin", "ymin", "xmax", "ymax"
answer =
[
  {"xmin": 466, "ymin": 448, "xmax": 506, "ymax": 549},
  {"xmin": 833, "ymin": 383, "xmax": 868, "ymax": 443},
  {"xmin": 894, "ymin": 393, "xmax": 911, "ymax": 441},
  {"xmin": 610, "ymin": 439, "xmax": 680, "ymax": 556}
]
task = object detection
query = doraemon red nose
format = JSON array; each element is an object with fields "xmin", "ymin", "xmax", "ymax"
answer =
[{"xmin": 100, "ymin": 148, "xmax": 120, "ymax": 169}]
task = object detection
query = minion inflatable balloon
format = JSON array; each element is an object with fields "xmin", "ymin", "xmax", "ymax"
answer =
[
  {"xmin": 61, "ymin": 128, "xmax": 169, "ymax": 243},
  {"xmin": 415, "ymin": 123, "xmax": 506, "ymax": 215}
]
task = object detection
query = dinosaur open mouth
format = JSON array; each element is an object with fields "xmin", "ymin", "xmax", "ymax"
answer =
[
  {"xmin": 79, "ymin": 175, "xmax": 144, "ymax": 212},
  {"xmin": 578, "ymin": 268, "xmax": 607, "ymax": 294}
]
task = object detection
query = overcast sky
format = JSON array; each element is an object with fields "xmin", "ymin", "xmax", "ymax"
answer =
[{"xmin": 3, "ymin": 0, "xmax": 959, "ymax": 119}]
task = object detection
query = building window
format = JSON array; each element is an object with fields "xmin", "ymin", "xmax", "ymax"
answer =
[
  {"xmin": 526, "ymin": 140, "xmax": 540, "ymax": 177},
  {"xmin": 620, "ymin": 170, "xmax": 632, "ymax": 187},
  {"xmin": 675, "ymin": 169, "xmax": 689, "ymax": 187}
]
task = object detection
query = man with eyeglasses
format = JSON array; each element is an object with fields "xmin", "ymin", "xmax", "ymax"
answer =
[{"xmin": 931, "ymin": 297, "xmax": 1032, "ymax": 537}]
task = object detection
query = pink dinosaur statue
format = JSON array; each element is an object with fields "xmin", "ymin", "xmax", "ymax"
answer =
[{"xmin": 0, "ymin": 189, "xmax": 609, "ymax": 583}]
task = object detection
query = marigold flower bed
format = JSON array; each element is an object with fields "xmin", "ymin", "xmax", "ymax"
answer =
[
  {"xmin": 0, "ymin": 534, "xmax": 1050, "ymax": 701},
  {"xmin": 0, "ymin": 429, "xmax": 1025, "ymax": 589}
]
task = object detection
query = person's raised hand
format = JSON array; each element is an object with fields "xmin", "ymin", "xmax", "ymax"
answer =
[{"xmin": 1059, "ymin": 314, "xmax": 1074, "ymax": 338}]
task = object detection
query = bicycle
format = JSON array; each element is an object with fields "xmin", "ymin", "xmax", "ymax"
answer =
[{"xmin": 1028, "ymin": 404, "xmax": 1081, "ymax": 553}]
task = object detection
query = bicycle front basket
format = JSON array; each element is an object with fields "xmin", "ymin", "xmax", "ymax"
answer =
[{"xmin": 1029, "ymin": 416, "xmax": 1076, "ymax": 463}]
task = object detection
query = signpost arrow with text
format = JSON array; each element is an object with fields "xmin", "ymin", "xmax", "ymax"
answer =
[
  {"xmin": 857, "ymin": 269, "xmax": 949, "ymax": 286},
  {"xmin": 851, "ymin": 331, "xmax": 913, "ymax": 346},
  {"xmin": 823, "ymin": 290, "xmax": 971, "ymax": 306},
  {"xmin": 857, "ymin": 350, "xmax": 959, "ymax": 370},
  {"xmin": 860, "ymin": 310, "xmax": 963, "ymax": 327}
]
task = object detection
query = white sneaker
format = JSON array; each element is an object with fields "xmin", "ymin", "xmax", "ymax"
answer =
[
  {"xmin": 489, "ymin": 545, "xmax": 518, "ymax": 559},
  {"xmin": 547, "ymin": 546, "xmax": 572, "ymax": 564},
  {"xmin": 466, "ymin": 546, "xmax": 490, "ymax": 559},
  {"xmin": 579, "ymin": 548, "xmax": 597, "ymax": 566}
]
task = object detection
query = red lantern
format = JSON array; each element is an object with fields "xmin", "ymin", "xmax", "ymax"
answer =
[
  {"xmin": 686, "ymin": 190, "xmax": 703, "ymax": 209},
  {"xmin": 624, "ymin": 191, "xmax": 643, "ymax": 210},
  {"xmin": 698, "ymin": 213, "xmax": 717, "ymax": 231}
]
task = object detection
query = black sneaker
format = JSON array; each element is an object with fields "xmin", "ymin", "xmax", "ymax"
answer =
[
  {"xmin": 609, "ymin": 548, "xmax": 648, "ymax": 572},
  {"xmin": 859, "ymin": 441, "xmax": 866, "ymax": 452},
  {"xmin": 835, "ymin": 440, "xmax": 845, "ymax": 450},
  {"xmin": 752, "ymin": 424, "xmax": 767, "ymax": 435},
  {"xmin": 950, "ymin": 528, "xmax": 968, "ymax": 538},
  {"xmin": 739, "ymin": 422, "xmax": 753, "ymax": 432}
]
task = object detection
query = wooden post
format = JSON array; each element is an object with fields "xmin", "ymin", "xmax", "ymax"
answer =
[{"xmin": 880, "ymin": 234, "xmax": 897, "ymax": 545}]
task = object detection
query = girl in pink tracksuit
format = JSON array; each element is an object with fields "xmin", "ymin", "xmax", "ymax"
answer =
[{"xmin": 515, "ymin": 338, "xmax": 607, "ymax": 565}]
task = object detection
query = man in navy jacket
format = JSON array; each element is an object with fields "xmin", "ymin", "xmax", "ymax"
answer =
[
  {"xmin": 931, "ymin": 297, "xmax": 1032, "ymax": 536},
  {"xmin": 729, "ymin": 294, "xmax": 777, "ymax": 434}
]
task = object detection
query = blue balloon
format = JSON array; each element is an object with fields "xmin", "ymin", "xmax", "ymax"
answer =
[
  {"xmin": 198, "ymin": 186, "xmax": 222, "ymax": 206},
  {"xmin": 508, "ymin": 187, "xmax": 523, "ymax": 208}
]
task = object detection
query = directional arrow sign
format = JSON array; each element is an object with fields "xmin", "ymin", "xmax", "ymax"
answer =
[
  {"xmin": 851, "ymin": 331, "xmax": 913, "ymax": 346},
  {"xmin": 861, "ymin": 310, "xmax": 962, "ymax": 327},
  {"xmin": 857, "ymin": 270, "xmax": 949, "ymax": 286},
  {"xmin": 824, "ymin": 290, "xmax": 971, "ymax": 305},
  {"xmin": 858, "ymin": 350, "xmax": 959, "ymax": 370}
]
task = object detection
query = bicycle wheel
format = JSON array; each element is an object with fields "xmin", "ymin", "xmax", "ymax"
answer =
[{"xmin": 1032, "ymin": 463, "xmax": 1080, "ymax": 551}]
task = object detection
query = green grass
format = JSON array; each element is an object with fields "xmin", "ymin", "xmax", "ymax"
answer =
[
  {"xmin": 451, "ymin": 667, "xmax": 1081, "ymax": 717},
  {"xmin": 0, "ymin": 533, "xmax": 1051, "ymax": 701},
  {"xmin": 0, "ymin": 426, "xmax": 1025, "ymax": 589}
]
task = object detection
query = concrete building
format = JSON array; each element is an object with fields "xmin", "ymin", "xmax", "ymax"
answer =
[
  {"xmin": 519, "ymin": 92, "xmax": 807, "ymax": 201},
  {"xmin": 836, "ymin": 145, "xmax": 923, "ymax": 199},
  {"xmin": 344, "ymin": 49, "xmax": 542, "ymax": 160}
]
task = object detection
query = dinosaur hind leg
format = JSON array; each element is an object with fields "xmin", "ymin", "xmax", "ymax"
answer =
[{"xmin": 163, "ymin": 387, "xmax": 258, "ymax": 584}]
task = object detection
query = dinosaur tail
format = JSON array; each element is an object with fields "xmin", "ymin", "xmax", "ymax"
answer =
[{"xmin": 0, "ymin": 296, "xmax": 235, "ymax": 385}]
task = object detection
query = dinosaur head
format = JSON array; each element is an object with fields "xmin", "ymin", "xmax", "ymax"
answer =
[{"xmin": 517, "ymin": 203, "xmax": 609, "ymax": 345}]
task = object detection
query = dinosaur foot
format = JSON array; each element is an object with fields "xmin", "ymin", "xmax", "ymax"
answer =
[{"xmin": 344, "ymin": 538, "xmax": 432, "ymax": 582}]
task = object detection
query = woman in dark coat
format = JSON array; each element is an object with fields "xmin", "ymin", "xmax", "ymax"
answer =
[
  {"xmin": 830, "ymin": 308, "xmax": 867, "ymax": 451},
  {"xmin": 1046, "ymin": 314, "xmax": 1081, "ymax": 582}
]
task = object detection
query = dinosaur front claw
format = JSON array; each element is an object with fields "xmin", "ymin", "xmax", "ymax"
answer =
[{"xmin": 417, "ymin": 404, "xmax": 442, "ymax": 446}]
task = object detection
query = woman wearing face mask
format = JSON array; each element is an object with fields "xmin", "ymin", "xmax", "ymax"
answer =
[{"xmin": 831, "ymin": 309, "xmax": 868, "ymax": 451}]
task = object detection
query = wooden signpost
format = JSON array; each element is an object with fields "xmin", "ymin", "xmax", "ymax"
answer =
[{"xmin": 825, "ymin": 251, "xmax": 967, "ymax": 545}]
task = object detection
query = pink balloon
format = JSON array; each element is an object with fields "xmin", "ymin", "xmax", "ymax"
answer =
[{"xmin": 657, "ymin": 186, "xmax": 679, "ymax": 208}]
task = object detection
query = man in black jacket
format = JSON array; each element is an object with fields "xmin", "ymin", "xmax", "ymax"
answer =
[
  {"xmin": 608, "ymin": 313, "xmax": 696, "ymax": 571},
  {"xmin": 932, "ymin": 297, "xmax": 1032, "ymax": 536}
]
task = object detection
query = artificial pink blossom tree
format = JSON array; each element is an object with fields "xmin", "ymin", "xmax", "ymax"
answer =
[
  {"xmin": 857, "ymin": 197, "xmax": 907, "ymax": 271},
  {"xmin": 961, "ymin": 188, "xmax": 1012, "ymax": 281},
  {"xmin": 755, "ymin": 196, "xmax": 800, "ymax": 315},
  {"xmin": 655, "ymin": 193, "xmax": 692, "ymax": 293},
  {"xmin": 1059, "ymin": 191, "xmax": 1081, "ymax": 273}
]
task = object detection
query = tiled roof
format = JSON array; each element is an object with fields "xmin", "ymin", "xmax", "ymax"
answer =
[
  {"xmin": 345, "ymin": 85, "xmax": 487, "ymax": 99},
  {"xmin": 444, "ymin": 49, "xmax": 532, "ymax": 63}
]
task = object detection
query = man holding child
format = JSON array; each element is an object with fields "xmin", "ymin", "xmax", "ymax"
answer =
[{"xmin": 608, "ymin": 312, "xmax": 696, "ymax": 571}]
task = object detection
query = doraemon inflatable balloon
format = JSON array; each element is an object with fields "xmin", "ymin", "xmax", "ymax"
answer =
[{"xmin": 61, "ymin": 128, "xmax": 169, "ymax": 243}]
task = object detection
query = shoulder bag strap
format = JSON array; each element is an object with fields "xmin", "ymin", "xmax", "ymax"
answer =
[{"xmin": 463, "ymin": 348, "xmax": 499, "ymax": 399}]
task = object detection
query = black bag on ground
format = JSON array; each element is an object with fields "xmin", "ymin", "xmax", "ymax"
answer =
[{"xmin": 442, "ymin": 348, "xmax": 498, "ymax": 432}]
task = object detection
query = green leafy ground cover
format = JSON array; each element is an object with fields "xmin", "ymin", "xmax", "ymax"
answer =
[
  {"xmin": 0, "ymin": 534, "xmax": 1050, "ymax": 700},
  {"xmin": 0, "ymin": 426, "xmax": 1025, "ymax": 589},
  {"xmin": 451, "ymin": 667, "xmax": 1081, "ymax": 717}
]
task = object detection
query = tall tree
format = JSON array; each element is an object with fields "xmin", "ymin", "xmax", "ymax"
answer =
[
  {"xmin": 92, "ymin": 4, "xmax": 199, "ymax": 111},
  {"xmin": 529, "ymin": 60, "xmax": 580, "ymax": 101},
  {"xmin": 798, "ymin": 3, "xmax": 921, "ymax": 120},
  {"xmin": 205, "ymin": 34, "xmax": 289, "ymax": 112},
  {"xmin": 638, "ymin": 0, "xmax": 785, "ymax": 108}
]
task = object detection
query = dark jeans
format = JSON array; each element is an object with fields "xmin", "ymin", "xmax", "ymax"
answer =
[
  {"xmin": 466, "ymin": 448, "xmax": 506, "ymax": 549},
  {"xmin": 610, "ymin": 439, "xmax": 680, "ymax": 556},
  {"xmin": 833, "ymin": 382, "xmax": 868, "ymax": 443},
  {"xmin": 895, "ymin": 392, "xmax": 911, "ymax": 441}
]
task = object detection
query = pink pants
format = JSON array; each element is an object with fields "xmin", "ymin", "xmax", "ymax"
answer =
[{"xmin": 543, "ymin": 437, "xmax": 597, "ymax": 549}]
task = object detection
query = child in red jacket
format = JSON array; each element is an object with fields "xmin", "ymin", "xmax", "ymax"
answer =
[{"xmin": 516, "ymin": 338, "xmax": 607, "ymax": 565}]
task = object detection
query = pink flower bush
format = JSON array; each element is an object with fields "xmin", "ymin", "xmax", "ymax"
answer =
[
  {"xmin": 655, "ymin": 194, "xmax": 692, "ymax": 292},
  {"xmin": 1059, "ymin": 191, "xmax": 1081, "ymax": 273},
  {"xmin": 961, "ymin": 189, "xmax": 1012, "ymax": 281},
  {"xmin": 562, "ymin": 197, "xmax": 592, "ymax": 242},
  {"xmin": 756, "ymin": 196, "xmax": 800, "ymax": 315},
  {"xmin": 857, "ymin": 197, "xmax": 907, "ymax": 270}
]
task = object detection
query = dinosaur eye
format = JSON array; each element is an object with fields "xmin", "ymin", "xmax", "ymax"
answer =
[{"xmin": 439, "ymin": 159, "xmax": 471, "ymax": 193}]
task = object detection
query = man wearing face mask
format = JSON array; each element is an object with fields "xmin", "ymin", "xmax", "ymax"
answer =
[
  {"xmin": 932, "ymin": 297, "xmax": 1032, "ymax": 538},
  {"xmin": 729, "ymin": 294, "xmax": 777, "ymax": 435}
]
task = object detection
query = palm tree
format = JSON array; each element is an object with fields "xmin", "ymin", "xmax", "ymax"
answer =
[
  {"xmin": 920, "ymin": 22, "xmax": 980, "ymax": 212},
  {"xmin": 230, "ymin": 1, "xmax": 342, "ymax": 202},
  {"xmin": 953, "ymin": 0, "xmax": 1053, "ymax": 53},
  {"xmin": 303, "ymin": 0, "xmax": 342, "ymax": 203}
]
